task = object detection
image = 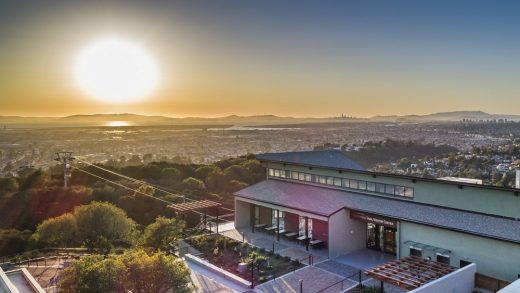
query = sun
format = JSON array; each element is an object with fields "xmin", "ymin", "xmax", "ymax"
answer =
[{"xmin": 74, "ymin": 38, "xmax": 159, "ymax": 103}]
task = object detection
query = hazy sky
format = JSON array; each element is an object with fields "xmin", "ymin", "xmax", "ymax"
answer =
[{"xmin": 1, "ymin": 0, "xmax": 519, "ymax": 117}]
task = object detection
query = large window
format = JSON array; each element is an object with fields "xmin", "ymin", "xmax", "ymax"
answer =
[{"xmin": 267, "ymin": 168, "xmax": 414, "ymax": 199}]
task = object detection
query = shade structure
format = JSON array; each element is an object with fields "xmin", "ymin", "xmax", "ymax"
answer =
[
  {"xmin": 365, "ymin": 256, "xmax": 456, "ymax": 290},
  {"xmin": 167, "ymin": 200, "xmax": 221, "ymax": 212}
]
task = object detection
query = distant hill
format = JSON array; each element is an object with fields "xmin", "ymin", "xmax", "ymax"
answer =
[
  {"xmin": 1, "ymin": 111, "xmax": 519, "ymax": 128},
  {"xmin": 371, "ymin": 111, "xmax": 520, "ymax": 122}
]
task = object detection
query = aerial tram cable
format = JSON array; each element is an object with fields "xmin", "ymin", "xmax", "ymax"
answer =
[{"xmin": 74, "ymin": 157, "xmax": 235, "ymax": 212}]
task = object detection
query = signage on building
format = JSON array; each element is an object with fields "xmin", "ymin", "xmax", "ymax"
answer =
[{"xmin": 350, "ymin": 210, "xmax": 397, "ymax": 228}]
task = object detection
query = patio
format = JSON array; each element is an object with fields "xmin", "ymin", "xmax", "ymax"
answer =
[{"xmin": 221, "ymin": 227, "xmax": 329, "ymax": 265}]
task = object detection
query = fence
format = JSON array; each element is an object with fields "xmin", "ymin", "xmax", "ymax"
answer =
[{"xmin": 314, "ymin": 270, "xmax": 364, "ymax": 293}]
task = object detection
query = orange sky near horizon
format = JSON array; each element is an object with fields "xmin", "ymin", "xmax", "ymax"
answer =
[{"xmin": 1, "ymin": 1, "xmax": 520, "ymax": 118}]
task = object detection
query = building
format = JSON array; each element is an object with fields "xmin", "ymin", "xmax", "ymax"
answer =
[
  {"xmin": 233, "ymin": 150, "xmax": 520, "ymax": 283},
  {"xmin": 0, "ymin": 267, "xmax": 45, "ymax": 293}
]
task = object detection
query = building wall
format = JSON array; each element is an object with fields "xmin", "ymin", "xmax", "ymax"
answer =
[
  {"xmin": 266, "ymin": 162, "xmax": 520, "ymax": 219},
  {"xmin": 328, "ymin": 208, "xmax": 366, "ymax": 258},
  {"xmin": 234, "ymin": 199, "xmax": 251, "ymax": 228},
  {"xmin": 400, "ymin": 222, "xmax": 520, "ymax": 282},
  {"xmin": 409, "ymin": 263, "xmax": 477, "ymax": 293}
]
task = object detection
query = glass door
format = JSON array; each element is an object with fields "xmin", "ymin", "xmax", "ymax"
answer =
[
  {"xmin": 366, "ymin": 223, "xmax": 379, "ymax": 250},
  {"xmin": 383, "ymin": 226, "xmax": 397, "ymax": 255}
]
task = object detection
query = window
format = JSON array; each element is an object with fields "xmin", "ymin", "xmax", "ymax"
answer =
[
  {"xmin": 410, "ymin": 248, "xmax": 422, "ymax": 257},
  {"xmin": 280, "ymin": 170, "xmax": 288, "ymax": 178},
  {"xmin": 299, "ymin": 172, "xmax": 305, "ymax": 181},
  {"xmin": 358, "ymin": 180, "xmax": 367, "ymax": 190},
  {"xmin": 326, "ymin": 177, "xmax": 334, "ymax": 185},
  {"xmin": 460, "ymin": 259, "xmax": 472, "ymax": 268},
  {"xmin": 333, "ymin": 177, "xmax": 342, "ymax": 186},
  {"xmin": 376, "ymin": 183, "xmax": 385, "ymax": 193},
  {"xmin": 436, "ymin": 254, "xmax": 450, "ymax": 265},
  {"xmin": 342, "ymin": 178, "xmax": 350, "ymax": 188},
  {"xmin": 268, "ymin": 168, "xmax": 274, "ymax": 176},
  {"xmin": 395, "ymin": 186, "xmax": 405, "ymax": 196},
  {"xmin": 292, "ymin": 171, "xmax": 299, "ymax": 180},
  {"xmin": 404, "ymin": 187, "xmax": 414, "ymax": 198},
  {"xmin": 274, "ymin": 169, "xmax": 280, "ymax": 177},
  {"xmin": 385, "ymin": 184, "xmax": 395, "ymax": 195},
  {"xmin": 318, "ymin": 176, "xmax": 326, "ymax": 184},
  {"xmin": 349, "ymin": 179, "xmax": 358, "ymax": 189},
  {"xmin": 367, "ymin": 182, "xmax": 376, "ymax": 192},
  {"xmin": 305, "ymin": 174, "xmax": 312, "ymax": 182}
]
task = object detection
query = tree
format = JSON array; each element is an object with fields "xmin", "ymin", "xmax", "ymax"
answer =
[
  {"xmin": 181, "ymin": 177, "xmax": 205, "ymax": 192},
  {"xmin": 142, "ymin": 216, "xmax": 184, "ymax": 252},
  {"xmin": 74, "ymin": 202, "xmax": 137, "ymax": 253},
  {"xmin": 58, "ymin": 254, "xmax": 126, "ymax": 293},
  {"xmin": 33, "ymin": 213, "xmax": 77, "ymax": 247},
  {"xmin": 0, "ymin": 177, "xmax": 18, "ymax": 194},
  {"xmin": 58, "ymin": 249, "xmax": 191, "ymax": 293},
  {"xmin": 120, "ymin": 249, "xmax": 191, "ymax": 293},
  {"xmin": 160, "ymin": 168, "xmax": 183, "ymax": 185},
  {"xmin": 19, "ymin": 169, "xmax": 46, "ymax": 190}
]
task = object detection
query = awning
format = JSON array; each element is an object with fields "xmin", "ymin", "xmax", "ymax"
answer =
[{"xmin": 404, "ymin": 240, "xmax": 451, "ymax": 255}]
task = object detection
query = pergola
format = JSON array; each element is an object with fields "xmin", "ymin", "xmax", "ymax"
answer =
[
  {"xmin": 365, "ymin": 256, "xmax": 456, "ymax": 290},
  {"xmin": 167, "ymin": 200, "xmax": 221, "ymax": 213}
]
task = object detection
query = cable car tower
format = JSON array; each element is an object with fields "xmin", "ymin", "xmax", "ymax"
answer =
[{"xmin": 54, "ymin": 152, "xmax": 75, "ymax": 188}]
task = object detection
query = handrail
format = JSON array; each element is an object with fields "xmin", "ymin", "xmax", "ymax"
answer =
[{"xmin": 314, "ymin": 269, "xmax": 363, "ymax": 293}]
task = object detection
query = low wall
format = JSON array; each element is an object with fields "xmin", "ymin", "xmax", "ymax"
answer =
[
  {"xmin": 184, "ymin": 253, "xmax": 252, "ymax": 288},
  {"xmin": 409, "ymin": 263, "xmax": 477, "ymax": 293}
]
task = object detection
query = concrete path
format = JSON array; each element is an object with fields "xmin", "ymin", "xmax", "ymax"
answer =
[{"xmin": 185, "ymin": 257, "xmax": 251, "ymax": 293}]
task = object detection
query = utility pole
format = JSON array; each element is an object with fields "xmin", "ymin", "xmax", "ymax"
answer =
[{"xmin": 54, "ymin": 152, "xmax": 75, "ymax": 188}]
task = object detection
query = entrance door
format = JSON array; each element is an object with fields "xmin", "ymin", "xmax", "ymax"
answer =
[
  {"xmin": 366, "ymin": 223, "xmax": 396, "ymax": 255},
  {"xmin": 383, "ymin": 226, "xmax": 397, "ymax": 255}
]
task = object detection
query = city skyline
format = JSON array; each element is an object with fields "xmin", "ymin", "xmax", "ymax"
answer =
[{"xmin": 1, "ymin": 0, "xmax": 520, "ymax": 117}]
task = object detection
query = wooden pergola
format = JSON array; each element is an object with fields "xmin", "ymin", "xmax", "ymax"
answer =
[
  {"xmin": 365, "ymin": 256, "xmax": 456, "ymax": 290},
  {"xmin": 167, "ymin": 200, "xmax": 221, "ymax": 213}
]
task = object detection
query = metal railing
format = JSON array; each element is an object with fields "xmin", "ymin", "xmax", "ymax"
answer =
[{"xmin": 314, "ymin": 270, "xmax": 364, "ymax": 293}]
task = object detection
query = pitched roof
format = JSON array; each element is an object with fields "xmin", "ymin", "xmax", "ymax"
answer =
[
  {"xmin": 234, "ymin": 179, "xmax": 520, "ymax": 244},
  {"xmin": 256, "ymin": 150, "xmax": 364, "ymax": 171}
]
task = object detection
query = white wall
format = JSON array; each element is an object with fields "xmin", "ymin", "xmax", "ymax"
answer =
[
  {"xmin": 409, "ymin": 263, "xmax": 476, "ymax": 293},
  {"xmin": 328, "ymin": 208, "xmax": 366, "ymax": 258},
  {"xmin": 234, "ymin": 199, "xmax": 251, "ymax": 228}
]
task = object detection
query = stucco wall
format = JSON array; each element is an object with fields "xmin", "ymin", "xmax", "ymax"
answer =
[
  {"xmin": 328, "ymin": 208, "xmax": 366, "ymax": 258},
  {"xmin": 409, "ymin": 263, "xmax": 476, "ymax": 293},
  {"xmin": 234, "ymin": 199, "xmax": 251, "ymax": 228},
  {"xmin": 267, "ymin": 162, "xmax": 520, "ymax": 218},
  {"xmin": 400, "ymin": 222, "xmax": 520, "ymax": 282}
]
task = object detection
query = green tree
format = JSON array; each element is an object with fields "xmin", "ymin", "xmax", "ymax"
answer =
[
  {"xmin": 58, "ymin": 254, "xmax": 126, "ymax": 293},
  {"xmin": 74, "ymin": 202, "xmax": 137, "ymax": 253},
  {"xmin": 160, "ymin": 168, "xmax": 184, "ymax": 185},
  {"xmin": 0, "ymin": 177, "xmax": 18, "ymax": 194},
  {"xmin": 33, "ymin": 213, "xmax": 77, "ymax": 247},
  {"xmin": 58, "ymin": 249, "xmax": 191, "ymax": 293},
  {"xmin": 181, "ymin": 177, "xmax": 205, "ymax": 192},
  {"xmin": 142, "ymin": 216, "xmax": 185, "ymax": 252},
  {"xmin": 120, "ymin": 249, "xmax": 191, "ymax": 293}
]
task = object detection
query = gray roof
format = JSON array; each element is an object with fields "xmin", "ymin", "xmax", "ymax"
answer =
[
  {"xmin": 256, "ymin": 150, "xmax": 364, "ymax": 171},
  {"xmin": 234, "ymin": 180, "xmax": 520, "ymax": 244}
]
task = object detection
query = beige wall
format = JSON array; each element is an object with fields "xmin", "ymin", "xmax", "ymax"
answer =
[
  {"xmin": 234, "ymin": 199, "xmax": 251, "ymax": 228},
  {"xmin": 328, "ymin": 208, "xmax": 366, "ymax": 258}
]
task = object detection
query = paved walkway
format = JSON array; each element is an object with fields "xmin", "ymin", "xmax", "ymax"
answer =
[{"xmin": 255, "ymin": 266, "xmax": 355, "ymax": 293}]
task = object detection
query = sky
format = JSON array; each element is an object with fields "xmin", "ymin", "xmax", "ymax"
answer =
[{"xmin": 1, "ymin": 0, "xmax": 519, "ymax": 118}]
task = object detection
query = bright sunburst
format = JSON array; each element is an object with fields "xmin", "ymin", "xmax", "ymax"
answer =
[{"xmin": 74, "ymin": 38, "xmax": 159, "ymax": 103}]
